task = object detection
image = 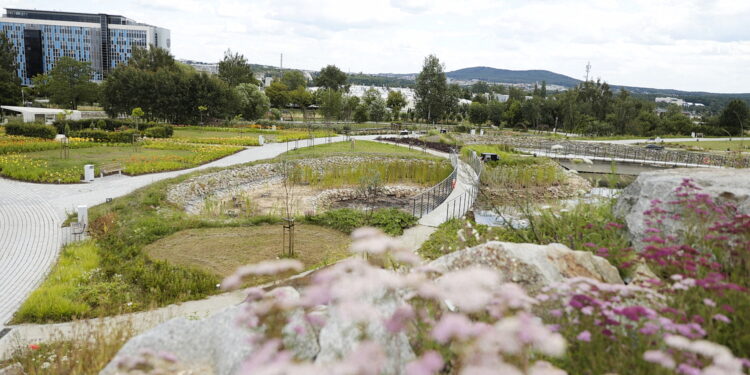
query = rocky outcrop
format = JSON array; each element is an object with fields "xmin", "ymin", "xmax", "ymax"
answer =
[
  {"xmin": 614, "ymin": 168, "xmax": 750, "ymax": 250},
  {"xmin": 428, "ymin": 241, "xmax": 623, "ymax": 292}
]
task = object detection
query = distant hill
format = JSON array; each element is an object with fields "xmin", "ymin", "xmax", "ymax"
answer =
[{"xmin": 446, "ymin": 66, "xmax": 581, "ymax": 87}]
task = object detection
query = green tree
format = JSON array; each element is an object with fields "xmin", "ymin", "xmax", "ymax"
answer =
[
  {"xmin": 343, "ymin": 96, "xmax": 360, "ymax": 121},
  {"xmin": 289, "ymin": 87, "xmax": 313, "ymax": 117},
  {"xmin": 129, "ymin": 46, "xmax": 177, "ymax": 72},
  {"xmin": 487, "ymin": 101, "xmax": 504, "ymax": 126},
  {"xmin": 353, "ymin": 103, "xmax": 369, "ymax": 123},
  {"xmin": 468, "ymin": 102, "xmax": 488, "ymax": 125},
  {"xmin": 368, "ymin": 96, "xmax": 387, "ymax": 122},
  {"xmin": 47, "ymin": 57, "xmax": 98, "ymax": 109},
  {"xmin": 281, "ymin": 70, "xmax": 307, "ymax": 91},
  {"xmin": 320, "ymin": 88, "xmax": 344, "ymax": 120},
  {"xmin": 235, "ymin": 83, "xmax": 270, "ymax": 120},
  {"xmin": 218, "ymin": 49, "xmax": 258, "ymax": 87},
  {"xmin": 0, "ymin": 33, "xmax": 21, "ymax": 105},
  {"xmin": 386, "ymin": 91, "xmax": 407, "ymax": 120},
  {"xmin": 265, "ymin": 80, "xmax": 289, "ymax": 108},
  {"xmin": 504, "ymin": 99, "xmax": 522, "ymax": 127},
  {"xmin": 315, "ymin": 65, "xmax": 347, "ymax": 91},
  {"xmin": 414, "ymin": 54, "xmax": 448, "ymax": 123},
  {"xmin": 719, "ymin": 99, "xmax": 749, "ymax": 136},
  {"xmin": 131, "ymin": 107, "xmax": 144, "ymax": 130}
]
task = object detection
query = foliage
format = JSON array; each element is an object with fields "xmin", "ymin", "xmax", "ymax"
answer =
[
  {"xmin": 101, "ymin": 47, "xmax": 237, "ymax": 123},
  {"xmin": 265, "ymin": 80, "xmax": 289, "ymax": 108},
  {"xmin": 70, "ymin": 129, "xmax": 139, "ymax": 143},
  {"xmin": 719, "ymin": 99, "xmax": 749, "ymax": 136},
  {"xmin": 218, "ymin": 49, "xmax": 258, "ymax": 87},
  {"xmin": 0, "ymin": 133, "xmax": 89, "ymax": 154},
  {"xmin": 288, "ymin": 159, "xmax": 453, "ymax": 188},
  {"xmin": 353, "ymin": 103, "xmax": 369, "ymax": 123},
  {"xmin": 0, "ymin": 33, "xmax": 21, "ymax": 106},
  {"xmin": 235, "ymin": 83, "xmax": 270, "ymax": 121},
  {"xmin": 315, "ymin": 65, "xmax": 347, "ymax": 90},
  {"xmin": 44, "ymin": 56, "xmax": 99, "ymax": 109},
  {"xmin": 4, "ymin": 122, "xmax": 57, "ymax": 139},
  {"xmin": 0, "ymin": 154, "xmax": 83, "ymax": 183},
  {"xmin": 415, "ymin": 54, "xmax": 450, "ymax": 122},
  {"xmin": 468, "ymin": 101, "xmax": 488, "ymax": 124},
  {"xmin": 143, "ymin": 125, "xmax": 174, "ymax": 138},
  {"xmin": 305, "ymin": 208, "xmax": 417, "ymax": 236},
  {"xmin": 122, "ymin": 141, "xmax": 242, "ymax": 174},
  {"xmin": 14, "ymin": 240, "xmax": 102, "ymax": 322},
  {"xmin": 281, "ymin": 70, "xmax": 307, "ymax": 90},
  {"xmin": 319, "ymin": 88, "xmax": 344, "ymax": 120},
  {"xmin": 386, "ymin": 90, "xmax": 407, "ymax": 120}
]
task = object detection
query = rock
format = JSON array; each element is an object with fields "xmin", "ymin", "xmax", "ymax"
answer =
[
  {"xmin": 0, "ymin": 364, "xmax": 24, "ymax": 375},
  {"xmin": 315, "ymin": 286, "xmax": 415, "ymax": 375},
  {"xmin": 614, "ymin": 168, "xmax": 750, "ymax": 250},
  {"xmin": 428, "ymin": 241, "xmax": 623, "ymax": 293},
  {"xmin": 100, "ymin": 287, "xmax": 319, "ymax": 375},
  {"xmin": 100, "ymin": 305, "xmax": 250, "ymax": 375}
]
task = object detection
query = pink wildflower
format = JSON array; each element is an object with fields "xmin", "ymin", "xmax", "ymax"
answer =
[
  {"xmin": 384, "ymin": 305, "xmax": 415, "ymax": 333},
  {"xmin": 405, "ymin": 351, "xmax": 444, "ymax": 375},
  {"xmin": 713, "ymin": 314, "xmax": 731, "ymax": 323},
  {"xmin": 643, "ymin": 350, "xmax": 676, "ymax": 369},
  {"xmin": 576, "ymin": 330, "xmax": 591, "ymax": 342}
]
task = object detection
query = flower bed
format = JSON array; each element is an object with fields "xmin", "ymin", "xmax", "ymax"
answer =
[{"xmin": 0, "ymin": 154, "xmax": 82, "ymax": 183}]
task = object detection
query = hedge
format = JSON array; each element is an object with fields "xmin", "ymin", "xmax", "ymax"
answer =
[
  {"xmin": 53, "ymin": 119, "xmax": 163, "ymax": 133},
  {"xmin": 70, "ymin": 129, "xmax": 139, "ymax": 143},
  {"xmin": 143, "ymin": 125, "xmax": 174, "ymax": 138},
  {"xmin": 4, "ymin": 122, "xmax": 57, "ymax": 139}
]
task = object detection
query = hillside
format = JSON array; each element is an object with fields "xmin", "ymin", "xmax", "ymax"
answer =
[{"xmin": 446, "ymin": 66, "xmax": 581, "ymax": 87}]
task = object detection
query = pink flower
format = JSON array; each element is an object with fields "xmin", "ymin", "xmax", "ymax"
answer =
[
  {"xmin": 576, "ymin": 330, "xmax": 591, "ymax": 342},
  {"xmin": 713, "ymin": 314, "xmax": 731, "ymax": 323},
  {"xmin": 384, "ymin": 305, "xmax": 415, "ymax": 333},
  {"xmin": 703, "ymin": 298, "xmax": 716, "ymax": 307},
  {"xmin": 405, "ymin": 351, "xmax": 444, "ymax": 375},
  {"xmin": 431, "ymin": 313, "xmax": 485, "ymax": 343},
  {"xmin": 643, "ymin": 350, "xmax": 675, "ymax": 369}
]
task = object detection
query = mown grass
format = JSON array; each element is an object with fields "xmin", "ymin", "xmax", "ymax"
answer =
[{"xmin": 284, "ymin": 140, "xmax": 437, "ymax": 159}]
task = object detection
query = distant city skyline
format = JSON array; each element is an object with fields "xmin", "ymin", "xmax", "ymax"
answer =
[{"xmin": 1, "ymin": 0, "xmax": 749, "ymax": 93}]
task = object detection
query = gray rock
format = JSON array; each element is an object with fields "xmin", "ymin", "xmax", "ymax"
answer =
[
  {"xmin": 0, "ymin": 363, "xmax": 24, "ymax": 375},
  {"xmin": 429, "ymin": 241, "xmax": 623, "ymax": 293},
  {"xmin": 614, "ymin": 168, "xmax": 750, "ymax": 250},
  {"xmin": 315, "ymin": 286, "xmax": 415, "ymax": 375},
  {"xmin": 100, "ymin": 305, "xmax": 251, "ymax": 375}
]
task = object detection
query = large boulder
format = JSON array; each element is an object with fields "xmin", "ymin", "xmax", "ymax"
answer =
[
  {"xmin": 614, "ymin": 168, "xmax": 750, "ymax": 250},
  {"xmin": 428, "ymin": 241, "xmax": 623, "ymax": 292}
]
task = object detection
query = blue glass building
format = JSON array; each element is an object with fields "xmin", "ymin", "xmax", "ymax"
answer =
[{"xmin": 0, "ymin": 8, "xmax": 170, "ymax": 85}]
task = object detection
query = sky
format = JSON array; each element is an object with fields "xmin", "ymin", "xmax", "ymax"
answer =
[{"xmin": 3, "ymin": 0, "xmax": 750, "ymax": 93}]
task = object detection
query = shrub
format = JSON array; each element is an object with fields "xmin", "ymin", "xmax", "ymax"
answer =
[
  {"xmin": 70, "ymin": 129, "xmax": 138, "ymax": 143},
  {"xmin": 143, "ymin": 125, "xmax": 174, "ymax": 138},
  {"xmin": 306, "ymin": 208, "xmax": 417, "ymax": 236},
  {"xmin": 4, "ymin": 121, "xmax": 57, "ymax": 139}
]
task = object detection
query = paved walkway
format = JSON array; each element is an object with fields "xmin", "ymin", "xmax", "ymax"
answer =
[
  {"xmin": 580, "ymin": 137, "xmax": 750, "ymax": 145},
  {"xmin": 524, "ymin": 149, "xmax": 724, "ymax": 169}
]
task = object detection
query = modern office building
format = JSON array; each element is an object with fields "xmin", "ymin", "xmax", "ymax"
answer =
[{"xmin": 0, "ymin": 8, "xmax": 170, "ymax": 85}]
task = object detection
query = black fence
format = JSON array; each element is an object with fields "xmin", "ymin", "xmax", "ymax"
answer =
[
  {"xmin": 409, "ymin": 153, "xmax": 458, "ymax": 218},
  {"xmin": 466, "ymin": 136, "xmax": 750, "ymax": 168}
]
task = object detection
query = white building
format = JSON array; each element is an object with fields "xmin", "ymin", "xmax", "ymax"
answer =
[{"xmin": 1, "ymin": 105, "xmax": 81, "ymax": 124}]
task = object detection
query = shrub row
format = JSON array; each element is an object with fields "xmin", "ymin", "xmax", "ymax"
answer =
[
  {"xmin": 53, "ymin": 119, "xmax": 163, "ymax": 133},
  {"xmin": 70, "ymin": 129, "xmax": 139, "ymax": 143},
  {"xmin": 4, "ymin": 122, "xmax": 57, "ymax": 139},
  {"xmin": 143, "ymin": 125, "xmax": 174, "ymax": 138}
]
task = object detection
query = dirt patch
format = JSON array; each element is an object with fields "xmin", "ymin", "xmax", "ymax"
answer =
[
  {"xmin": 144, "ymin": 225, "xmax": 351, "ymax": 285},
  {"xmin": 477, "ymin": 171, "xmax": 591, "ymax": 208}
]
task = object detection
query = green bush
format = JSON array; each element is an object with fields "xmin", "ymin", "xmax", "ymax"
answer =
[
  {"xmin": 5, "ymin": 121, "xmax": 57, "ymax": 139},
  {"xmin": 306, "ymin": 208, "xmax": 417, "ymax": 236},
  {"xmin": 143, "ymin": 125, "xmax": 174, "ymax": 138},
  {"xmin": 53, "ymin": 119, "xmax": 165, "ymax": 133},
  {"xmin": 70, "ymin": 129, "xmax": 138, "ymax": 143}
]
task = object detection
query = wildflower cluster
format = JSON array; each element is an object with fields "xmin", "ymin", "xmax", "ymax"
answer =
[{"xmin": 0, "ymin": 154, "xmax": 81, "ymax": 183}]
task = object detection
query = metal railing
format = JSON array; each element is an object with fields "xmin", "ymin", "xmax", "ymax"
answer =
[
  {"xmin": 465, "ymin": 136, "xmax": 750, "ymax": 168},
  {"xmin": 444, "ymin": 151, "xmax": 484, "ymax": 220},
  {"xmin": 409, "ymin": 153, "xmax": 458, "ymax": 218}
]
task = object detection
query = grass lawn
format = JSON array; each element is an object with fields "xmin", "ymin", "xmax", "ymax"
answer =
[
  {"xmin": 144, "ymin": 224, "xmax": 350, "ymax": 284},
  {"xmin": 283, "ymin": 140, "xmax": 438, "ymax": 159},
  {"xmin": 671, "ymin": 140, "xmax": 750, "ymax": 152}
]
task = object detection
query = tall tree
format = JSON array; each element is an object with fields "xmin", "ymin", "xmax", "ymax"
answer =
[
  {"xmin": 129, "ymin": 46, "xmax": 177, "ymax": 72},
  {"xmin": 414, "ymin": 54, "xmax": 448, "ymax": 123},
  {"xmin": 315, "ymin": 65, "xmax": 347, "ymax": 91},
  {"xmin": 47, "ymin": 57, "xmax": 98, "ymax": 109},
  {"xmin": 281, "ymin": 70, "xmax": 307, "ymax": 91},
  {"xmin": 320, "ymin": 88, "xmax": 344, "ymax": 120},
  {"xmin": 468, "ymin": 102, "xmax": 488, "ymax": 125},
  {"xmin": 487, "ymin": 101, "xmax": 504, "ymax": 126},
  {"xmin": 218, "ymin": 49, "xmax": 258, "ymax": 87},
  {"xmin": 386, "ymin": 91, "xmax": 407, "ymax": 120},
  {"xmin": 235, "ymin": 83, "xmax": 269, "ymax": 120},
  {"xmin": 265, "ymin": 80, "xmax": 289, "ymax": 108},
  {"xmin": 719, "ymin": 99, "xmax": 749, "ymax": 136},
  {"xmin": 0, "ymin": 33, "xmax": 21, "ymax": 105}
]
